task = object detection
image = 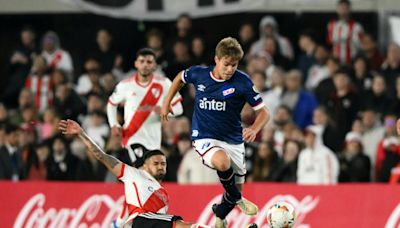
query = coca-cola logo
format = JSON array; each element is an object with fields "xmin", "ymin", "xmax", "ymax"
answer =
[
  {"xmin": 197, "ymin": 194, "xmax": 319, "ymax": 227},
  {"xmin": 14, "ymin": 193, "xmax": 124, "ymax": 228},
  {"xmin": 386, "ymin": 203, "xmax": 400, "ymax": 228}
]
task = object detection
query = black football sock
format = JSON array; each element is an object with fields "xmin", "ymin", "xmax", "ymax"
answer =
[
  {"xmin": 213, "ymin": 193, "xmax": 236, "ymax": 219},
  {"xmin": 217, "ymin": 167, "xmax": 241, "ymax": 202}
]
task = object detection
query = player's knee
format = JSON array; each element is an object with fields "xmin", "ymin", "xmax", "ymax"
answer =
[{"xmin": 212, "ymin": 151, "xmax": 231, "ymax": 171}]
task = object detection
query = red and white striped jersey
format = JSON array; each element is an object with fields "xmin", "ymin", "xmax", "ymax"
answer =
[
  {"xmin": 25, "ymin": 75, "xmax": 53, "ymax": 113},
  {"xmin": 107, "ymin": 74, "xmax": 182, "ymax": 150},
  {"xmin": 327, "ymin": 19, "xmax": 364, "ymax": 65},
  {"xmin": 41, "ymin": 49, "xmax": 73, "ymax": 74},
  {"xmin": 118, "ymin": 163, "xmax": 169, "ymax": 223}
]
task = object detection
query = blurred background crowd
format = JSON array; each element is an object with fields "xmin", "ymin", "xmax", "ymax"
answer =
[{"xmin": 0, "ymin": 0, "xmax": 400, "ymax": 185}]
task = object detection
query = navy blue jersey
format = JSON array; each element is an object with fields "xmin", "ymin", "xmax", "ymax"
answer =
[{"xmin": 182, "ymin": 66, "xmax": 265, "ymax": 144}]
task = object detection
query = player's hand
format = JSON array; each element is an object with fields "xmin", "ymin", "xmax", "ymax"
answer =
[
  {"xmin": 160, "ymin": 104, "xmax": 174, "ymax": 122},
  {"xmin": 243, "ymin": 128, "xmax": 257, "ymax": 142},
  {"xmin": 111, "ymin": 126, "xmax": 122, "ymax": 136},
  {"xmin": 153, "ymin": 106, "xmax": 161, "ymax": 115},
  {"xmin": 396, "ymin": 118, "xmax": 400, "ymax": 135},
  {"xmin": 59, "ymin": 119, "xmax": 82, "ymax": 135}
]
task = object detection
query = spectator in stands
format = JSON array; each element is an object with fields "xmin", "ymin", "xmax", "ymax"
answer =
[
  {"xmin": 351, "ymin": 55, "xmax": 373, "ymax": 93},
  {"xmin": 362, "ymin": 74, "xmax": 392, "ymax": 115},
  {"xmin": 101, "ymin": 73, "xmax": 117, "ymax": 97},
  {"xmin": 177, "ymin": 143, "xmax": 219, "ymax": 184},
  {"xmin": 246, "ymin": 51, "xmax": 276, "ymax": 86},
  {"xmin": 264, "ymin": 36, "xmax": 291, "ymax": 70},
  {"xmin": 297, "ymin": 29, "xmax": 317, "ymax": 83},
  {"xmin": 338, "ymin": 131, "xmax": 371, "ymax": 182},
  {"xmin": 377, "ymin": 128, "xmax": 400, "ymax": 182},
  {"xmin": 305, "ymin": 45, "xmax": 330, "ymax": 91},
  {"xmin": 165, "ymin": 133, "xmax": 191, "ymax": 182},
  {"xmin": 326, "ymin": 68, "xmax": 360, "ymax": 142},
  {"xmin": 76, "ymin": 58, "xmax": 103, "ymax": 96},
  {"xmin": 358, "ymin": 33, "xmax": 383, "ymax": 71},
  {"xmin": 327, "ymin": 0, "xmax": 364, "ymax": 65},
  {"xmin": 297, "ymin": 125, "xmax": 339, "ymax": 185},
  {"xmin": 40, "ymin": 107, "xmax": 60, "ymax": 140},
  {"xmin": 51, "ymin": 69, "xmax": 67, "ymax": 88},
  {"xmin": 250, "ymin": 16, "xmax": 293, "ymax": 60},
  {"xmin": 0, "ymin": 104, "xmax": 9, "ymax": 125},
  {"xmin": 84, "ymin": 110, "xmax": 109, "ymax": 149},
  {"xmin": 164, "ymin": 39, "xmax": 192, "ymax": 80},
  {"xmin": 281, "ymin": 69, "xmax": 318, "ymax": 129},
  {"xmin": 47, "ymin": 135, "xmax": 78, "ymax": 180},
  {"xmin": 190, "ymin": 36, "xmax": 212, "ymax": 66},
  {"xmin": 171, "ymin": 14, "xmax": 193, "ymax": 47},
  {"xmin": 146, "ymin": 28, "xmax": 168, "ymax": 73},
  {"xmin": 249, "ymin": 141, "xmax": 279, "ymax": 182},
  {"xmin": 53, "ymin": 83, "xmax": 86, "ymax": 121},
  {"xmin": 237, "ymin": 22, "xmax": 256, "ymax": 61},
  {"xmin": 89, "ymin": 29, "xmax": 123, "ymax": 75},
  {"xmin": 375, "ymin": 114, "xmax": 397, "ymax": 179},
  {"xmin": 0, "ymin": 124, "xmax": 24, "ymax": 180},
  {"xmin": 2, "ymin": 26, "xmax": 38, "ymax": 108},
  {"xmin": 76, "ymin": 145, "xmax": 107, "ymax": 181},
  {"xmin": 390, "ymin": 77, "xmax": 400, "ymax": 114},
  {"xmin": 8, "ymin": 89, "xmax": 34, "ymax": 126},
  {"xmin": 360, "ymin": 109, "xmax": 384, "ymax": 172},
  {"xmin": 314, "ymin": 57, "xmax": 341, "ymax": 104},
  {"xmin": 381, "ymin": 42, "xmax": 400, "ymax": 98},
  {"xmin": 26, "ymin": 142, "xmax": 49, "ymax": 180},
  {"xmin": 25, "ymin": 56, "xmax": 53, "ymax": 113},
  {"xmin": 272, "ymin": 105, "xmax": 294, "ymax": 155},
  {"xmin": 312, "ymin": 106, "xmax": 341, "ymax": 153},
  {"xmin": 261, "ymin": 67, "xmax": 284, "ymax": 120},
  {"xmin": 41, "ymin": 31, "xmax": 74, "ymax": 80},
  {"xmin": 270, "ymin": 139, "xmax": 301, "ymax": 182}
]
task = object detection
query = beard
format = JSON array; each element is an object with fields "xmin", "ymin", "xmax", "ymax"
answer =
[
  {"xmin": 274, "ymin": 119, "xmax": 288, "ymax": 127},
  {"xmin": 154, "ymin": 172, "xmax": 166, "ymax": 181}
]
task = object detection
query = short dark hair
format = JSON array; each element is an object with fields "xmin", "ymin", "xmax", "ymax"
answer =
[
  {"xmin": 338, "ymin": 0, "xmax": 351, "ymax": 6},
  {"xmin": 136, "ymin": 48, "xmax": 156, "ymax": 59},
  {"xmin": 143, "ymin": 150, "xmax": 165, "ymax": 162},
  {"xmin": 5, "ymin": 123, "xmax": 19, "ymax": 135}
]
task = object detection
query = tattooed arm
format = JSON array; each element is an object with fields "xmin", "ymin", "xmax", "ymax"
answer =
[{"xmin": 59, "ymin": 119, "xmax": 123, "ymax": 177}]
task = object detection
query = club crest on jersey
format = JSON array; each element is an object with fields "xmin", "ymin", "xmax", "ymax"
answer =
[
  {"xmin": 222, "ymin": 87, "xmax": 235, "ymax": 98},
  {"xmin": 197, "ymin": 84, "xmax": 206, "ymax": 92},
  {"xmin": 151, "ymin": 88, "xmax": 161, "ymax": 98}
]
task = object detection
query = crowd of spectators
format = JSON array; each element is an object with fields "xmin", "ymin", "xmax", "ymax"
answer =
[{"xmin": 1, "ymin": 0, "xmax": 400, "ymax": 184}]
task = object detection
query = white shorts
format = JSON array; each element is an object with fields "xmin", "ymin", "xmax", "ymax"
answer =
[{"xmin": 193, "ymin": 138, "xmax": 246, "ymax": 184}]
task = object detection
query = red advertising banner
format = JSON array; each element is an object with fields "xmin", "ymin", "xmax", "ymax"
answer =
[{"xmin": 0, "ymin": 181, "xmax": 399, "ymax": 228}]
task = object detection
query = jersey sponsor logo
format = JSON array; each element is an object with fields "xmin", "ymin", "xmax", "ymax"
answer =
[
  {"xmin": 199, "ymin": 98, "xmax": 226, "ymax": 111},
  {"xmin": 222, "ymin": 87, "xmax": 235, "ymax": 97},
  {"xmin": 197, "ymin": 84, "xmax": 206, "ymax": 92}
]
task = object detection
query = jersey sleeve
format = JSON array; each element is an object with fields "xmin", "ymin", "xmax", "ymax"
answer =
[
  {"xmin": 118, "ymin": 163, "xmax": 140, "ymax": 182},
  {"xmin": 243, "ymin": 78, "xmax": 265, "ymax": 111},
  {"xmin": 108, "ymin": 82, "xmax": 126, "ymax": 105},
  {"xmin": 181, "ymin": 66, "xmax": 197, "ymax": 85}
]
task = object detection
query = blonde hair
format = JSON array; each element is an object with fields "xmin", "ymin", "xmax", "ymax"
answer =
[{"xmin": 215, "ymin": 37, "xmax": 244, "ymax": 60}]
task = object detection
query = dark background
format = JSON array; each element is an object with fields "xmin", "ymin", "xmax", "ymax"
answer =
[{"xmin": 0, "ymin": 12, "xmax": 378, "ymax": 90}]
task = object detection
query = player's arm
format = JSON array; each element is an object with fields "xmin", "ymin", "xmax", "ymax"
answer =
[
  {"xmin": 243, "ymin": 107, "xmax": 270, "ymax": 142},
  {"xmin": 161, "ymin": 71, "xmax": 185, "ymax": 121},
  {"xmin": 58, "ymin": 119, "xmax": 123, "ymax": 177}
]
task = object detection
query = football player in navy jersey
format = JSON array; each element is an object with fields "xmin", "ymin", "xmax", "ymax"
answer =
[{"xmin": 161, "ymin": 37, "xmax": 269, "ymax": 228}]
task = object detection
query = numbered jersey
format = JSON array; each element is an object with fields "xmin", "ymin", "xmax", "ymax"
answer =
[
  {"xmin": 118, "ymin": 164, "xmax": 169, "ymax": 223},
  {"xmin": 182, "ymin": 66, "xmax": 265, "ymax": 144},
  {"xmin": 108, "ymin": 74, "xmax": 182, "ymax": 149}
]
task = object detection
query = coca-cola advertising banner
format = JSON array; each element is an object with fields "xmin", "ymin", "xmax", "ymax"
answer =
[{"xmin": 0, "ymin": 181, "xmax": 399, "ymax": 228}]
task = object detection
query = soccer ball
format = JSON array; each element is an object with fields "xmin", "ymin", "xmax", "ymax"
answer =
[{"xmin": 266, "ymin": 202, "xmax": 296, "ymax": 228}]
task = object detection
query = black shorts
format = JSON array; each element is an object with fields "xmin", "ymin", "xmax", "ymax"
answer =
[{"xmin": 132, "ymin": 212, "xmax": 183, "ymax": 228}]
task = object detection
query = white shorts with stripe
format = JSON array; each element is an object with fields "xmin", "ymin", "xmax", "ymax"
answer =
[{"xmin": 193, "ymin": 138, "xmax": 246, "ymax": 184}]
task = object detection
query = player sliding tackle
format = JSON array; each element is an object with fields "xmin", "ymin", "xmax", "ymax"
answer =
[
  {"xmin": 161, "ymin": 37, "xmax": 270, "ymax": 228},
  {"xmin": 58, "ymin": 119, "xmax": 212, "ymax": 228}
]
